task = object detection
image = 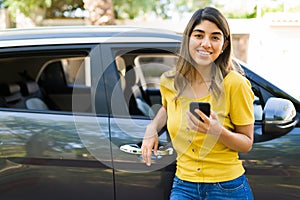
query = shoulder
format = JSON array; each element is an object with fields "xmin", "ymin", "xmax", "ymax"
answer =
[
  {"xmin": 160, "ymin": 70, "xmax": 175, "ymax": 90},
  {"xmin": 224, "ymin": 71, "xmax": 253, "ymax": 99},
  {"xmin": 224, "ymin": 71, "xmax": 251, "ymax": 86}
]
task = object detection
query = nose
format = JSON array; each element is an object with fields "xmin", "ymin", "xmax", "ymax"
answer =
[{"xmin": 201, "ymin": 36, "xmax": 211, "ymax": 48}]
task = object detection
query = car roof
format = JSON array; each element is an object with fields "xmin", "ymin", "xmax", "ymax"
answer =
[{"xmin": 0, "ymin": 26, "xmax": 182, "ymax": 47}]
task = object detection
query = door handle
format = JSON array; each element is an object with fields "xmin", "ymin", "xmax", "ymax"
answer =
[{"xmin": 120, "ymin": 144, "xmax": 173, "ymax": 156}]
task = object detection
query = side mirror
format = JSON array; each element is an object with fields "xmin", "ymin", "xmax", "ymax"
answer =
[
  {"xmin": 255, "ymin": 97, "xmax": 298, "ymax": 143},
  {"xmin": 263, "ymin": 97, "xmax": 297, "ymax": 135}
]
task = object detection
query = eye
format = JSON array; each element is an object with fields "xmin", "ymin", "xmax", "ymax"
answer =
[
  {"xmin": 193, "ymin": 34, "xmax": 203, "ymax": 39},
  {"xmin": 211, "ymin": 36, "xmax": 221, "ymax": 41}
]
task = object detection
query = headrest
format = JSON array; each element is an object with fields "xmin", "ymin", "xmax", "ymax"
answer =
[
  {"xmin": 0, "ymin": 83, "xmax": 22, "ymax": 103},
  {"xmin": 116, "ymin": 56, "xmax": 126, "ymax": 76},
  {"xmin": 19, "ymin": 81, "xmax": 40, "ymax": 95},
  {"xmin": 0, "ymin": 83, "xmax": 21, "ymax": 96}
]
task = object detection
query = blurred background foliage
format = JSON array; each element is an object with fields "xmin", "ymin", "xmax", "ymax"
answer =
[
  {"xmin": 0, "ymin": 0, "xmax": 300, "ymax": 25},
  {"xmin": 3, "ymin": 0, "xmax": 51, "ymax": 19}
]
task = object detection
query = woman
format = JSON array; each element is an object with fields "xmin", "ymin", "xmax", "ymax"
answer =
[{"xmin": 141, "ymin": 7, "xmax": 254, "ymax": 200}]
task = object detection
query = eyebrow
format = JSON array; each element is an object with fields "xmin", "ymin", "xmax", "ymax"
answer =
[{"xmin": 192, "ymin": 29, "xmax": 223, "ymax": 36}]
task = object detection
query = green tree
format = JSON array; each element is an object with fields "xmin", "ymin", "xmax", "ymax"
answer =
[
  {"xmin": 5, "ymin": 0, "xmax": 115, "ymax": 26},
  {"xmin": 113, "ymin": 0, "xmax": 157, "ymax": 19},
  {"xmin": 261, "ymin": 3, "xmax": 284, "ymax": 16},
  {"xmin": 46, "ymin": 0, "xmax": 84, "ymax": 18},
  {"xmin": 3, "ymin": 0, "xmax": 216, "ymax": 26},
  {"xmin": 4, "ymin": 0, "xmax": 51, "ymax": 20},
  {"xmin": 174, "ymin": 0, "xmax": 212, "ymax": 13}
]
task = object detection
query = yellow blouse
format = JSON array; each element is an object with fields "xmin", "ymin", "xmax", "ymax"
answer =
[{"xmin": 160, "ymin": 71, "xmax": 254, "ymax": 183}]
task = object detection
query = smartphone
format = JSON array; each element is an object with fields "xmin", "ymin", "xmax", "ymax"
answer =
[{"xmin": 189, "ymin": 102, "xmax": 211, "ymax": 122}]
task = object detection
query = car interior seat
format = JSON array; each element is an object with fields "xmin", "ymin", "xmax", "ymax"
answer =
[
  {"xmin": 18, "ymin": 81, "xmax": 49, "ymax": 110},
  {"xmin": 0, "ymin": 83, "xmax": 24, "ymax": 108},
  {"xmin": 123, "ymin": 65, "xmax": 154, "ymax": 117}
]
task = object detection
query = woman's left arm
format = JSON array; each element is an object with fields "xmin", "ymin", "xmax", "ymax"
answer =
[
  {"xmin": 217, "ymin": 74, "xmax": 254, "ymax": 153},
  {"xmin": 218, "ymin": 123, "xmax": 254, "ymax": 153}
]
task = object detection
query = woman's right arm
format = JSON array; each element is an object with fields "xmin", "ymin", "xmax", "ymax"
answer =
[{"xmin": 141, "ymin": 106, "xmax": 167, "ymax": 166}]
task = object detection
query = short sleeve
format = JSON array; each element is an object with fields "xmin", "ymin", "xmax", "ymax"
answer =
[
  {"xmin": 226, "ymin": 72, "xmax": 255, "ymax": 126},
  {"xmin": 159, "ymin": 72, "xmax": 176, "ymax": 108}
]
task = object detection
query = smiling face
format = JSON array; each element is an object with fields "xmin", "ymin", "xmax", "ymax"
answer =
[{"xmin": 189, "ymin": 20, "xmax": 227, "ymax": 68}]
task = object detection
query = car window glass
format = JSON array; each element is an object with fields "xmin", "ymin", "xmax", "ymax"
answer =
[
  {"xmin": 0, "ymin": 48, "xmax": 94, "ymax": 114},
  {"xmin": 39, "ymin": 55, "xmax": 92, "ymax": 113},
  {"xmin": 113, "ymin": 52, "xmax": 177, "ymax": 118},
  {"xmin": 134, "ymin": 54, "xmax": 178, "ymax": 89},
  {"xmin": 62, "ymin": 57, "xmax": 91, "ymax": 87}
]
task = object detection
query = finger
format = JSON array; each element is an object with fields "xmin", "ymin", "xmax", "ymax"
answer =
[
  {"xmin": 153, "ymin": 140, "xmax": 158, "ymax": 156},
  {"xmin": 145, "ymin": 148, "xmax": 152, "ymax": 166},
  {"xmin": 142, "ymin": 144, "xmax": 149, "ymax": 162},
  {"xmin": 210, "ymin": 110, "xmax": 218, "ymax": 120},
  {"xmin": 186, "ymin": 110, "xmax": 199, "ymax": 125},
  {"xmin": 195, "ymin": 109, "xmax": 209, "ymax": 122},
  {"xmin": 141, "ymin": 144, "xmax": 146, "ymax": 162},
  {"xmin": 142, "ymin": 147, "xmax": 148, "ymax": 164},
  {"xmin": 186, "ymin": 111, "xmax": 203, "ymax": 132},
  {"xmin": 194, "ymin": 109, "xmax": 212, "ymax": 133}
]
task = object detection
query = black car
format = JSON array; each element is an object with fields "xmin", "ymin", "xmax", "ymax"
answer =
[{"xmin": 0, "ymin": 26, "xmax": 299, "ymax": 200}]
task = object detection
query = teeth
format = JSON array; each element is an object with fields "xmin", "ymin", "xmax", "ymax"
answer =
[{"xmin": 198, "ymin": 51, "xmax": 210, "ymax": 55}]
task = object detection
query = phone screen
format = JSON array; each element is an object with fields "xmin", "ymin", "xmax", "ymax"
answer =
[{"xmin": 189, "ymin": 102, "xmax": 210, "ymax": 122}]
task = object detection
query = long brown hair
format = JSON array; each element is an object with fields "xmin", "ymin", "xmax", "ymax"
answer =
[{"xmin": 169, "ymin": 7, "xmax": 243, "ymax": 100}]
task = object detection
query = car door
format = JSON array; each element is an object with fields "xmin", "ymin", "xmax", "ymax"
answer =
[
  {"xmin": 101, "ymin": 42, "xmax": 179, "ymax": 200},
  {"xmin": 0, "ymin": 44, "xmax": 114, "ymax": 200}
]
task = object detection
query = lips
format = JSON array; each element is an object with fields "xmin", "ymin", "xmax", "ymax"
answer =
[{"xmin": 197, "ymin": 50, "xmax": 211, "ymax": 56}]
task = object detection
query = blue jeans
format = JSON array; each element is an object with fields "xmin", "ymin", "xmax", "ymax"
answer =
[{"xmin": 170, "ymin": 174, "xmax": 254, "ymax": 200}]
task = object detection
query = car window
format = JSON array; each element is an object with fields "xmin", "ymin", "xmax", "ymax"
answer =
[
  {"xmin": 0, "ymin": 47, "xmax": 94, "ymax": 113},
  {"xmin": 113, "ymin": 50, "xmax": 177, "ymax": 118}
]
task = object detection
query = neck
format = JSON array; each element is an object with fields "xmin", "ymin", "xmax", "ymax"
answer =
[{"xmin": 193, "ymin": 65, "xmax": 212, "ymax": 83}]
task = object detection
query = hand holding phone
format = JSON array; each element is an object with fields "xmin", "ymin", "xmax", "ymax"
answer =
[{"xmin": 189, "ymin": 102, "xmax": 210, "ymax": 122}]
